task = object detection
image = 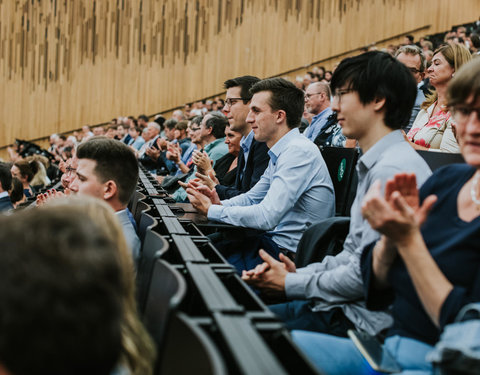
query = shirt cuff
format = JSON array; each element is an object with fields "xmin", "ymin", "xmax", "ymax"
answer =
[
  {"xmin": 207, "ymin": 204, "xmax": 224, "ymax": 221},
  {"xmin": 285, "ymin": 272, "xmax": 310, "ymax": 300}
]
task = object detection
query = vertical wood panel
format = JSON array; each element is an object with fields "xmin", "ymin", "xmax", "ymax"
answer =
[{"xmin": 0, "ymin": 0, "xmax": 479, "ymax": 153}]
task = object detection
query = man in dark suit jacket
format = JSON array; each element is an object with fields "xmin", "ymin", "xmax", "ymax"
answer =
[
  {"xmin": 0, "ymin": 162, "xmax": 13, "ymax": 213},
  {"xmin": 197, "ymin": 76, "xmax": 270, "ymax": 199}
]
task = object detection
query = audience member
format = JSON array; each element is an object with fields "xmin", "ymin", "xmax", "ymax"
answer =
[
  {"xmin": 395, "ymin": 45, "xmax": 427, "ymax": 132},
  {"xmin": 187, "ymin": 78, "xmax": 335, "ymax": 273},
  {"xmin": 243, "ymin": 52, "xmax": 431, "ymax": 338},
  {"xmin": 46, "ymin": 196, "xmax": 156, "ymax": 375},
  {"xmin": 9, "ymin": 178, "xmax": 25, "ymax": 208},
  {"xmin": 0, "ymin": 163, "xmax": 13, "ymax": 213},
  {"xmin": 303, "ymin": 82, "xmax": 334, "ymax": 141},
  {"xmin": 93, "ymin": 126, "xmax": 105, "ymax": 136},
  {"xmin": 69, "ymin": 137, "xmax": 141, "ymax": 262},
  {"xmin": 191, "ymin": 124, "xmax": 243, "ymax": 188},
  {"xmin": 195, "ymin": 75, "xmax": 270, "ymax": 200},
  {"xmin": 165, "ymin": 116, "xmax": 202, "ymax": 177},
  {"xmin": 137, "ymin": 114, "xmax": 149, "ymax": 129},
  {"xmin": 27, "ymin": 155, "xmax": 51, "ymax": 190},
  {"xmin": 138, "ymin": 122, "xmax": 163, "ymax": 172},
  {"xmin": 128, "ymin": 126, "xmax": 146, "ymax": 151},
  {"xmin": 173, "ymin": 112, "xmax": 228, "ymax": 201},
  {"xmin": 82, "ymin": 125, "xmax": 94, "ymax": 140},
  {"xmin": 291, "ymin": 54, "xmax": 480, "ymax": 375},
  {"xmin": 11, "ymin": 159, "xmax": 36, "ymax": 197},
  {"xmin": 0, "ymin": 206, "xmax": 125, "ymax": 375},
  {"xmin": 407, "ymin": 43, "xmax": 472, "ymax": 152}
]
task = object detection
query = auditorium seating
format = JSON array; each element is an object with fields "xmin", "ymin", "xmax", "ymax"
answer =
[
  {"xmin": 416, "ymin": 150, "xmax": 465, "ymax": 171},
  {"xmin": 295, "ymin": 217, "xmax": 351, "ymax": 268},
  {"xmin": 320, "ymin": 146, "xmax": 360, "ymax": 216},
  {"xmin": 133, "ymin": 165, "xmax": 321, "ymax": 375}
]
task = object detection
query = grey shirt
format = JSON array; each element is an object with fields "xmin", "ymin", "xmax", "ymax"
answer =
[{"xmin": 285, "ymin": 130, "xmax": 432, "ymax": 335}]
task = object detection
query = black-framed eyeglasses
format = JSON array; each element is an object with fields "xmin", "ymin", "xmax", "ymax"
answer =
[
  {"xmin": 224, "ymin": 98, "xmax": 246, "ymax": 107},
  {"xmin": 305, "ymin": 92, "xmax": 322, "ymax": 100}
]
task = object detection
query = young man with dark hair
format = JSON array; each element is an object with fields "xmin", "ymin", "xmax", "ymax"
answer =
[
  {"xmin": 187, "ymin": 77, "xmax": 335, "ymax": 273},
  {"xmin": 70, "ymin": 136, "xmax": 141, "ymax": 260},
  {"xmin": 0, "ymin": 162, "xmax": 13, "ymax": 212},
  {"xmin": 0, "ymin": 207, "xmax": 124, "ymax": 375},
  {"xmin": 196, "ymin": 75, "xmax": 270, "ymax": 200},
  {"xmin": 243, "ymin": 51, "xmax": 432, "ymax": 338}
]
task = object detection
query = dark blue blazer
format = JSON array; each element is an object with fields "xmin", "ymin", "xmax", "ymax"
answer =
[
  {"xmin": 0, "ymin": 196, "xmax": 13, "ymax": 213},
  {"xmin": 215, "ymin": 139, "xmax": 270, "ymax": 200}
]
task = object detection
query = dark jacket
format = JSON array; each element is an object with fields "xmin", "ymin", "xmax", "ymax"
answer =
[
  {"xmin": 0, "ymin": 196, "xmax": 13, "ymax": 213},
  {"xmin": 215, "ymin": 139, "xmax": 270, "ymax": 200}
]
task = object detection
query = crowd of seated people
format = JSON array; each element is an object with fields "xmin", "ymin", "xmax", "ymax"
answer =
[{"xmin": 0, "ymin": 22, "xmax": 478, "ymax": 375}]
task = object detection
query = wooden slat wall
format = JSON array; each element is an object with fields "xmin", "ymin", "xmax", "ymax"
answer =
[{"xmin": 1, "ymin": 0, "xmax": 479, "ymax": 155}]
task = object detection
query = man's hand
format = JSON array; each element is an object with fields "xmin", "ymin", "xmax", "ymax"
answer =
[
  {"xmin": 193, "ymin": 150, "xmax": 213, "ymax": 174},
  {"xmin": 156, "ymin": 137, "xmax": 168, "ymax": 151},
  {"xmin": 166, "ymin": 143, "xmax": 181, "ymax": 163},
  {"xmin": 195, "ymin": 171, "xmax": 219, "ymax": 190},
  {"xmin": 241, "ymin": 250, "xmax": 295, "ymax": 293},
  {"xmin": 145, "ymin": 146, "xmax": 160, "ymax": 161},
  {"xmin": 185, "ymin": 187, "xmax": 213, "ymax": 215}
]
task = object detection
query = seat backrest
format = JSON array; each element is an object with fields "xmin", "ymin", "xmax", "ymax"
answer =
[
  {"xmin": 320, "ymin": 147, "xmax": 360, "ymax": 216},
  {"xmin": 295, "ymin": 216, "xmax": 351, "ymax": 268},
  {"xmin": 137, "ymin": 212, "xmax": 157, "ymax": 244},
  {"xmin": 416, "ymin": 150, "xmax": 465, "ymax": 172},
  {"xmin": 158, "ymin": 312, "xmax": 226, "ymax": 375},
  {"xmin": 128, "ymin": 190, "xmax": 145, "ymax": 216},
  {"xmin": 143, "ymin": 259, "xmax": 186, "ymax": 351},
  {"xmin": 136, "ymin": 228, "xmax": 169, "ymax": 314},
  {"xmin": 134, "ymin": 200, "xmax": 151, "ymax": 227},
  {"xmin": 143, "ymin": 259, "xmax": 187, "ymax": 356}
]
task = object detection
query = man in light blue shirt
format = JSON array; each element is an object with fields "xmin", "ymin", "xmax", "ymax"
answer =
[
  {"xmin": 187, "ymin": 78, "xmax": 334, "ymax": 273},
  {"xmin": 303, "ymin": 82, "xmax": 334, "ymax": 141}
]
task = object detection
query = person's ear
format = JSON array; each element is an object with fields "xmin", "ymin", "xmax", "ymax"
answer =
[
  {"xmin": 103, "ymin": 180, "xmax": 117, "ymax": 201},
  {"xmin": 276, "ymin": 109, "xmax": 287, "ymax": 124},
  {"xmin": 373, "ymin": 97, "xmax": 386, "ymax": 112}
]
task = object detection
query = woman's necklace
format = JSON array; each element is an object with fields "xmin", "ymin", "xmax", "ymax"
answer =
[{"xmin": 471, "ymin": 172, "xmax": 480, "ymax": 210}]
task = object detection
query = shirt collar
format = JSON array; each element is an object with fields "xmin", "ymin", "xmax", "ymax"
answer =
[
  {"xmin": 240, "ymin": 130, "xmax": 255, "ymax": 153},
  {"xmin": 358, "ymin": 130, "xmax": 405, "ymax": 170},
  {"xmin": 268, "ymin": 128, "xmax": 300, "ymax": 164}
]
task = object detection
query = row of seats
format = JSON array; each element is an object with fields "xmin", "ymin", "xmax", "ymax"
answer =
[{"xmin": 132, "ymin": 166, "xmax": 321, "ymax": 375}]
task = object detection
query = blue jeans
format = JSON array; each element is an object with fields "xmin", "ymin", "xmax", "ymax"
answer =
[
  {"xmin": 269, "ymin": 300, "xmax": 354, "ymax": 337},
  {"xmin": 291, "ymin": 331, "xmax": 434, "ymax": 375},
  {"xmin": 211, "ymin": 232, "xmax": 282, "ymax": 274}
]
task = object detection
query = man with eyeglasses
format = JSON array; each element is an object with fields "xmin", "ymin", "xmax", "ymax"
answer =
[
  {"xmin": 303, "ymin": 82, "xmax": 334, "ymax": 141},
  {"xmin": 195, "ymin": 76, "xmax": 270, "ymax": 200},
  {"xmin": 395, "ymin": 45, "xmax": 426, "ymax": 132},
  {"xmin": 187, "ymin": 77, "xmax": 335, "ymax": 274},
  {"xmin": 242, "ymin": 52, "xmax": 432, "ymax": 339}
]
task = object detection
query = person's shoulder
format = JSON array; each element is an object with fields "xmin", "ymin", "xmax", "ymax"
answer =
[
  {"xmin": 430, "ymin": 163, "xmax": 474, "ymax": 184},
  {"xmin": 370, "ymin": 139, "xmax": 432, "ymax": 182}
]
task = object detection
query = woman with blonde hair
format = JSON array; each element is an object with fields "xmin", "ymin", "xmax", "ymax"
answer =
[
  {"xmin": 45, "ymin": 195, "xmax": 156, "ymax": 375},
  {"xmin": 407, "ymin": 43, "xmax": 472, "ymax": 152}
]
